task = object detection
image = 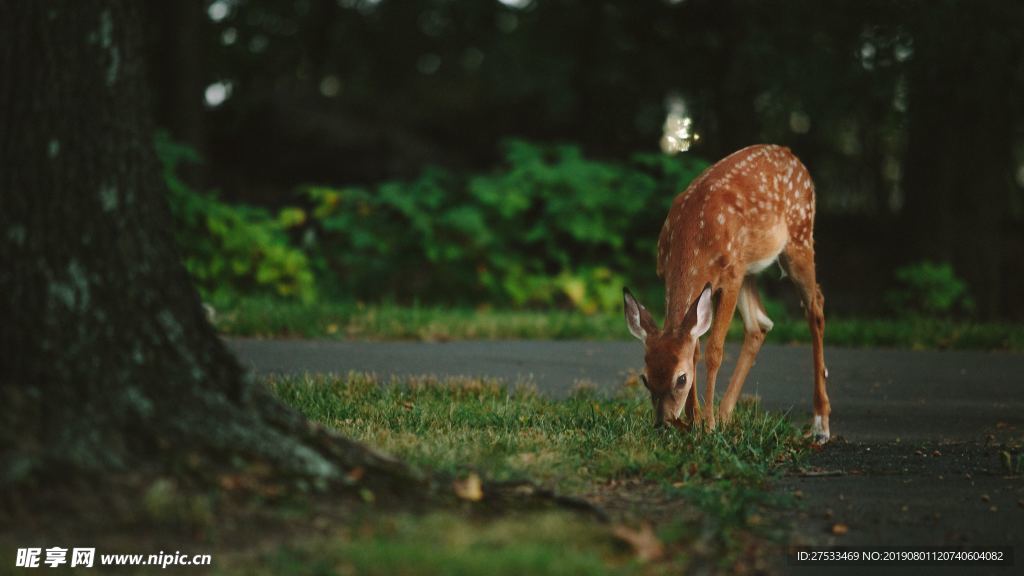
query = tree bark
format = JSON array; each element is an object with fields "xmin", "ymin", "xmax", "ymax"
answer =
[{"xmin": 0, "ymin": 0, "xmax": 412, "ymax": 493}]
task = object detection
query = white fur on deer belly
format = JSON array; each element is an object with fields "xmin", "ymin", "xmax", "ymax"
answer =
[{"xmin": 747, "ymin": 255, "xmax": 778, "ymax": 274}]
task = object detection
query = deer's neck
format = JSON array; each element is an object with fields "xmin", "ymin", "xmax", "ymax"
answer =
[{"xmin": 663, "ymin": 260, "xmax": 717, "ymax": 332}]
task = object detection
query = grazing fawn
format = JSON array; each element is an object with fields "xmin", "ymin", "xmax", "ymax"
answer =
[{"xmin": 623, "ymin": 144, "xmax": 831, "ymax": 443}]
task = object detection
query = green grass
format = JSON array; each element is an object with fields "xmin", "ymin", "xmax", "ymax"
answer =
[
  {"xmin": 272, "ymin": 374, "xmax": 802, "ymax": 492},
  {"xmin": 213, "ymin": 297, "xmax": 1024, "ymax": 350},
  {"xmin": 233, "ymin": 374, "xmax": 808, "ymax": 574},
  {"xmin": 219, "ymin": 512, "xmax": 632, "ymax": 576}
]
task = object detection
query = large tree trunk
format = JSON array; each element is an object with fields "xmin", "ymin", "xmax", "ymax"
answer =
[{"xmin": 0, "ymin": 0, "xmax": 411, "ymax": 493}]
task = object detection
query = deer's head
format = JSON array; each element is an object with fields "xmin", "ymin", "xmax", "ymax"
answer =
[{"xmin": 622, "ymin": 285, "xmax": 713, "ymax": 428}]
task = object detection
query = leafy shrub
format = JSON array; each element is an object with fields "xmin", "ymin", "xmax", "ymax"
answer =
[
  {"xmin": 296, "ymin": 140, "xmax": 708, "ymax": 312},
  {"xmin": 156, "ymin": 134, "xmax": 316, "ymax": 304},
  {"xmin": 885, "ymin": 261, "xmax": 972, "ymax": 317}
]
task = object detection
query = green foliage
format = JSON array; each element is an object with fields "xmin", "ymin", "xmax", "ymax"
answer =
[
  {"xmin": 885, "ymin": 261, "xmax": 972, "ymax": 317},
  {"xmin": 156, "ymin": 134, "xmax": 315, "ymax": 303},
  {"xmin": 296, "ymin": 140, "xmax": 708, "ymax": 312}
]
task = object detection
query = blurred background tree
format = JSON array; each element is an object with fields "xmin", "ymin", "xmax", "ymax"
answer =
[{"xmin": 143, "ymin": 0, "xmax": 1024, "ymax": 319}]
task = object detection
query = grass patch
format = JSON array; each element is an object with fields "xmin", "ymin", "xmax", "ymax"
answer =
[
  {"xmin": 219, "ymin": 512, "xmax": 631, "ymax": 576},
  {"xmin": 214, "ymin": 298, "xmax": 620, "ymax": 340},
  {"xmin": 214, "ymin": 298, "xmax": 1024, "ymax": 350},
  {"xmin": 272, "ymin": 374, "xmax": 801, "ymax": 492},
  {"xmin": 245, "ymin": 373, "xmax": 808, "ymax": 574}
]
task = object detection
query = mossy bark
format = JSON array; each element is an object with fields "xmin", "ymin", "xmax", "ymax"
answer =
[{"xmin": 0, "ymin": 0, "xmax": 416, "ymax": 494}]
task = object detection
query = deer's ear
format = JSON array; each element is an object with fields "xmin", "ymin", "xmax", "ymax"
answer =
[
  {"xmin": 623, "ymin": 287, "xmax": 657, "ymax": 341},
  {"xmin": 683, "ymin": 283, "xmax": 714, "ymax": 338}
]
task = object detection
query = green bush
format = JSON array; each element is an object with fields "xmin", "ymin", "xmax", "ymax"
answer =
[
  {"xmin": 885, "ymin": 261, "xmax": 972, "ymax": 317},
  {"xmin": 156, "ymin": 134, "xmax": 316, "ymax": 304},
  {"xmin": 297, "ymin": 140, "xmax": 707, "ymax": 312}
]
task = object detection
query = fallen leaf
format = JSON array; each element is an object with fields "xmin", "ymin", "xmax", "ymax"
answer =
[
  {"xmin": 831, "ymin": 523, "xmax": 849, "ymax": 535},
  {"xmin": 453, "ymin": 473, "xmax": 484, "ymax": 501},
  {"xmin": 612, "ymin": 523, "xmax": 664, "ymax": 562},
  {"xmin": 346, "ymin": 466, "xmax": 365, "ymax": 483}
]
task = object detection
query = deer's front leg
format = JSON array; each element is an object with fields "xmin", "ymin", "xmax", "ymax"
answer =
[
  {"xmin": 683, "ymin": 344, "xmax": 701, "ymax": 426},
  {"xmin": 702, "ymin": 279, "xmax": 741, "ymax": 430}
]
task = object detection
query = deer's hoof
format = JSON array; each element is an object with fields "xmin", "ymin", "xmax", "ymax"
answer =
[{"xmin": 809, "ymin": 415, "xmax": 830, "ymax": 445}]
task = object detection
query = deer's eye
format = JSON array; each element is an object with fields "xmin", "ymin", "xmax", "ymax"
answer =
[
  {"xmin": 640, "ymin": 374, "xmax": 650, "ymax": 388},
  {"xmin": 675, "ymin": 374, "xmax": 687, "ymax": 389}
]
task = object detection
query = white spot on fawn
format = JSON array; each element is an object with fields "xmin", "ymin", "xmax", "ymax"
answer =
[{"xmin": 717, "ymin": 213, "xmax": 725, "ymax": 225}]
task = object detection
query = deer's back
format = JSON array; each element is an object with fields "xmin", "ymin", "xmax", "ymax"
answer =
[{"xmin": 657, "ymin": 145, "xmax": 816, "ymax": 303}]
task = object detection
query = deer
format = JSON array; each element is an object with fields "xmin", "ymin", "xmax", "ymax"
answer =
[{"xmin": 623, "ymin": 144, "xmax": 831, "ymax": 443}]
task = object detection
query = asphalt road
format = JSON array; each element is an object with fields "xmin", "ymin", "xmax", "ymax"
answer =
[{"xmin": 228, "ymin": 339, "xmax": 1024, "ymax": 571}]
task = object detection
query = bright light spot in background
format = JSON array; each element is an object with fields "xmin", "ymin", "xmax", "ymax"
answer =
[
  {"xmin": 204, "ymin": 81, "xmax": 233, "ymax": 108},
  {"xmin": 894, "ymin": 42, "xmax": 913, "ymax": 62},
  {"xmin": 320, "ymin": 75, "xmax": 341, "ymax": 97},
  {"xmin": 660, "ymin": 95, "xmax": 699, "ymax": 155},
  {"xmin": 860, "ymin": 41, "xmax": 876, "ymax": 71},
  {"xmin": 208, "ymin": 0, "xmax": 231, "ymax": 22},
  {"xmin": 1016, "ymin": 164, "xmax": 1024, "ymax": 188},
  {"xmin": 789, "ymin": 110, "xmax": 811, "ymax": 134},
  {"xmin": 221, "ymin": 27, "xmax": 237, "ymax": 46},
  {"xmin": 497, "ymin": 0, "xmax": 532, "ymax": 9},
  {"xmin": 338, "ymin": 0, "xmax": 382, "ymax": 13}
]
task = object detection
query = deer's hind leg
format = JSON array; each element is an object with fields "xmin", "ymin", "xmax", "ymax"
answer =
[
  {"xmin": 718, "ymin": 276, "xmax": 773, "ymax": 423},
  {"xmin": 782, "ymin": 245, "xmax": 831, "ymax": 443}
]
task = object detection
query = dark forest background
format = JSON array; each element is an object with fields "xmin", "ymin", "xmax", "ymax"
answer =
[{"xmin": 143, "ymin": 0, "xmax": 1024, "ymax": 320}]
